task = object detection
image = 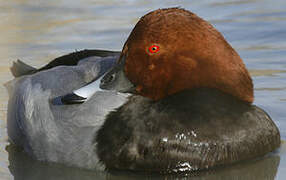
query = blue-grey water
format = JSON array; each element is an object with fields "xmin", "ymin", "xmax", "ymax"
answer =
[{"xmin": 0, "ymin": 0, "xmax": 286, "ymax": 179}]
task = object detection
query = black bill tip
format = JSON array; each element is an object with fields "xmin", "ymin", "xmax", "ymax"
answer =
[{"xmin": 61, "ymin": 93, "xmax": 87, "ymax": 104}]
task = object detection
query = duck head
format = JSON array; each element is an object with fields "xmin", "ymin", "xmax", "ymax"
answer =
[{"xmin": 100, "ymin": 8, "xmax": 254, "ymax": 103}]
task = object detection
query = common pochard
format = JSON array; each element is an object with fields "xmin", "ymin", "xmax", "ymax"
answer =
[{"xmin": 6, "ymin": 8, "xmax": 280, "ymax": 173}]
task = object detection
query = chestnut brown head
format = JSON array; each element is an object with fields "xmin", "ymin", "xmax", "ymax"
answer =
[{"xmin": 100, "ymin": 8, "xmax": 253, "ymax": 103}]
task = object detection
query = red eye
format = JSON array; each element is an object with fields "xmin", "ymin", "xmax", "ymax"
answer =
[{"xmin": 148, "ymin": 45, "xmax": 160, "ymax": 54}]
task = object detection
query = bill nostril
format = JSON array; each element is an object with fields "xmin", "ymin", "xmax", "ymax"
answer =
[
  {"xmin": 109, "ymin": 73, "xmax": 115, "ymax": 83},
  {"xmin": 103, "ymin": 73, "xmax": 115, "ymax": 85}
]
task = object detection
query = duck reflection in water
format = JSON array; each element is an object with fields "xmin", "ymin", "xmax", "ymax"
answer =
[{"xmin": 6, "ymin": 144, "xmax": 280, "ymax": 180}]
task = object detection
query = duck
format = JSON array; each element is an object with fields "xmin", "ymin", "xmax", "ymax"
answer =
[{"xmin": 6, "ymin": 7, "xmax": 280, "ymax": 173}]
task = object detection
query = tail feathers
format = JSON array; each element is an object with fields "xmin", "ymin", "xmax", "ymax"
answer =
[
  {"xmin": 4, "ymin": 80, "xmax": 15, "ymax": 97},
  {"xmin": 10, "ymin": 60, "xmax": 37, "ymax": 77}
]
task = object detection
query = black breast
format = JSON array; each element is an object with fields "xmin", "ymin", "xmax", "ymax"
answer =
[{"xmin": 96, "ymin": 88, "xmax": 280, "ymax": 173}]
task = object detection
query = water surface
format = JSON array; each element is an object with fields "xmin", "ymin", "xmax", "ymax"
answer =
[{"xmin": 1, "ymin": 0, "xmax": 286, "ymax": 179}]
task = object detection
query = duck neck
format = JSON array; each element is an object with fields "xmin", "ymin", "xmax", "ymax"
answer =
[{"xmin": 158, "ymin": 88, "xmax": 251, "ymax": 108}]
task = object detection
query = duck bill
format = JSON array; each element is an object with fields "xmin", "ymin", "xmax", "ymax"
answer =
[
  {"xmin": 100, "ymin": 55, "xmax": 135, "ymax": 93},
  {"xmin": 73, "ymin": 76, "xmax": 103, "ymax": 98},
  {"xmin": 59, "ymin": 76, "xmax": 103, "ymax": 104},
  {"xmin": 61, "ymin": 55, "xmax": 134, "ymax": 105}
]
